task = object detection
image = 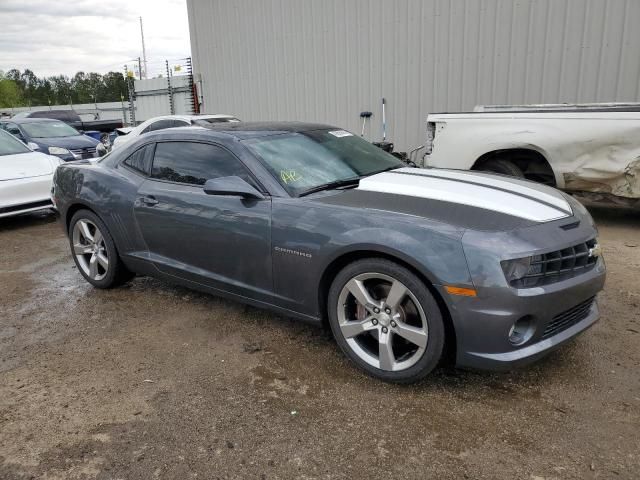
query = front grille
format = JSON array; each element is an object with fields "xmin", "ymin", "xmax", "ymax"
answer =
[
  {"xmin": 0, "ymin": 199, "xmax": 53, "ymax": 215},
  {"xmin": 511, "ymin": 238, "xmax": 598, "ymax": 288},
  {"xmin": 70, "ymin": 147, "xmax": 97, "ymax": 159},
  {"xmin": 542, "ymin": 296, "xmax": 595, "ymax": 339}
]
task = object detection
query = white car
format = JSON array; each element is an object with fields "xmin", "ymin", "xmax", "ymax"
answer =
[
  {"xmin": 111, "ymin": 114, "xmax": 240, "ymax": 150},
  {"xmin": 0, "ymin": 130, "xmax": 62, "ymax": 218}
]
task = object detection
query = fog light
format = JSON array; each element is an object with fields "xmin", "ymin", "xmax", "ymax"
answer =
[{"xmin": 508, "ymin": 316, "xmax": 534, "ymax": 345}]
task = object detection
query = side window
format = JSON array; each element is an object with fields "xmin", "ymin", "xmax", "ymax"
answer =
[
  {"xmin": 173, "ymin": 120, "xmax": 190, "ymax": 128},
  {"xmin": 5, "ymin": 123, "xmax": 23, "ymax": 139},
  {"xmin": 151, "ymin": 142, "xmax": 256, "ymax": 187},
  {"xmin": 142, "ymin": 119, "xmax": 174, "ymax": 134},
  {"xmin": 123, "ymin": 144, "xmax": 153, "ymax": 175}
]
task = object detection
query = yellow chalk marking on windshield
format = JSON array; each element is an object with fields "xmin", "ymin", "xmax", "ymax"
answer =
[{"xmin": 280, "ymin": 170, "xmax": 301, "ymax": 184}]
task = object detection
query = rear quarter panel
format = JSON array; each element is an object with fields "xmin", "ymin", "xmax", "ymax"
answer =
[{"xmin": 54, "ymin": 161, "xmax": 147, "ymax": 262}]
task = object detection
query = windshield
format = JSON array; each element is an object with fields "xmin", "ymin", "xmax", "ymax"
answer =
[
  {"xmin": 21, "ymin": 121, "xmax": 80, "ymax": 138},
  {"xmin": 243, "ymin": 129, "xmax": 402, "ymax": 196},
  {"xmin": 0, "ymin": 130, "xmax": 30, "ymax": 156}
]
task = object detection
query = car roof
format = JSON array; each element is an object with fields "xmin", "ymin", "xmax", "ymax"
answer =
[
  {"xmin": 2, "ymin": 117, "xmax": 61, "ymax": 124},
  {"xmin": 132, "ymin": 122, "xmax": 338, "ymax": 147},
  {"xmin": 197, "ymin": 121, "xmax": 336, "ymax": 139},
  {"xmin": 144, "ymin": 114, "xmax": 237, "ymax": 122}
]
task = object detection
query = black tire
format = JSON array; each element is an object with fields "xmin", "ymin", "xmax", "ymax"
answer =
[
  {"xmin": 327, "ymin": 258, "xmax": 445, "ymax": 383},
  {"xmin": 68, "ymin": 209, "xmax": 133, "ymax": 289},
  {"xmin": 479, "ymin": 158, "xmax": 525, "ymax": 178}
]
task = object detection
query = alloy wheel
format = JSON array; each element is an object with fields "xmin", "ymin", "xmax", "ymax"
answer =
[
  {"xmin": 337, "ymin": 273, "xmax": 428, "ymax": 371},
  {"xmin": 72, "ymin": 219, "xmax": 109, "ymax": 281}
]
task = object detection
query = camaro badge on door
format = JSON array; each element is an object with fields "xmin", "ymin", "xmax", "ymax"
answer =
[{"xmin": 274, "ymin": 246, "xmax": 312, "ymax": 258}]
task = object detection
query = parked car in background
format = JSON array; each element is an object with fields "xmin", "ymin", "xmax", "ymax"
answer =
[
  {"xmin": 0, "ymin": 118, "xmax": 103, "ymax": 161},
  {"xmin": 53, "ymin": 122, "xmax": 605, "ymax": 383},
  {"xmin": 424, "ymin": 103, "xmax": 640, "ymax": 206},
  {"xmin": 12, "ymin": 109, "xmax": 123, "ymax": 141},
  {"xmin": 111, "ymin": 114, "xmax": 240, "ymax": 150},
  {"xmin": 0, "ymin": 129, "xmax": 62, "ymax": 218}
]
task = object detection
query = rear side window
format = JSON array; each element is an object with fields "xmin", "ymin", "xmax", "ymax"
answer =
[
  {"xmin": 123, "ymin": 144, "xmax": 153, "ymax": 175},
  {"xmin": 142, "ymin": 119, "xmax": 176, "ymax": 134},
  {"xmin": 151, "ymin": 141, "xmax": 254, "ymax": 186}
]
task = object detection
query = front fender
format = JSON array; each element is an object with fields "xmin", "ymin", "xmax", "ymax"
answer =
[
  {"xmin": 271, "ymin": 198, "xmax": 471, "ymax": 317},
  {"xmin": 319, "ymin": 227, "xmax": 468, "ymax": 287}
]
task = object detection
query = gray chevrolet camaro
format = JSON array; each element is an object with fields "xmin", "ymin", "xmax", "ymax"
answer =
[{"xmin": 52, "ymin": 122, "xmax": 606, "ymax": 383}]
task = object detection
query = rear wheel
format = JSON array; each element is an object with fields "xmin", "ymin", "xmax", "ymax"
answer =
[
  {"xmin": 327, "ymin": 258, "xmax": 445, "ymax": 383},
  {"xmin": 479, "ymin": 158, "xmax": 525, "ymax": 178},
  {"xmin": 69, "ymin": 210, "xmax": 133, "ymax": 288}
]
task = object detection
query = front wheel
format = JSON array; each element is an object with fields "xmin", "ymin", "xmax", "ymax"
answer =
[
  {"xmin": 327, "ymin": 258, "xmax": 445, "ymax": 383},
  {"xmin": 69, "ymin": 210, "xmax": 133, "ymax": 288}
]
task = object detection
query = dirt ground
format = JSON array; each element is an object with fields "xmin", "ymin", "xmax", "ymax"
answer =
[{"xmin": 0, "ymin": 206, "xmax": 638, "ymax": 480}]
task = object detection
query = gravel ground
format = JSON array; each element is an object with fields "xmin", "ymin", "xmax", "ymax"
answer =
[{"xmin": 0, "ymin": 206, "xmax": 639, "ymax": 479}]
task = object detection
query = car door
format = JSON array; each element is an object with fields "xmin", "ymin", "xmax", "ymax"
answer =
[{"xmin": 133, "ymin": 140, "xmax": 273, "ymax": 301}]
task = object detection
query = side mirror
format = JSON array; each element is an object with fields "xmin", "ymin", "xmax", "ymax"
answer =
[
  {"xmin": 27, "ymin": 142, "xmax": 40, "ymax": 151},
  {"xmin": 203, "ymin": 176, "xmax": 265, "ymax": 200}
]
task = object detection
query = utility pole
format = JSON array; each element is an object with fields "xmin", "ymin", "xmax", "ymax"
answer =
[
  {"xmin": 165, "ymin": 60, "xmax": 175, "ymax": 115},
  {"xmin": 139, "ymin": 16, "xmax": 148, "ymax": 79},
  {"xmin": 138, "ymin": 57, "xmax": 143, "ymax": 80}
]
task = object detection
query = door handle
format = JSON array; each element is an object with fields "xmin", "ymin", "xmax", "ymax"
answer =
[{"xmin": 140, "ymin": 195, "xmax": 158, "ymax": 206}]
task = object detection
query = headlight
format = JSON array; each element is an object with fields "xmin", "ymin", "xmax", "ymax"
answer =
[
  {"xmin": 48, "ymin": 146, "xmax": 71, "ymax": 155},
  {"xmin": 501, "ymin": 257, "xmax": 532, "ymax": 283}
]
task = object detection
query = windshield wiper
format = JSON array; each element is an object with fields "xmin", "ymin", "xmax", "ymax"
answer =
[{"xmin": 298, "ymin": 177, "xmax": 361, "ymax": 197}]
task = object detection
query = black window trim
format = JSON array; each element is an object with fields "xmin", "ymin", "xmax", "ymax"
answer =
[
  {"xmin": 146, "ymin": 139, "xmax": 269, "ymax": 195},
  {"xmin": 119, "ymin": 142, "xmax": 156, "ymax": 178}
]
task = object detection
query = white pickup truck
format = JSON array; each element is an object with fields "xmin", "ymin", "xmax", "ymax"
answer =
[{"xmin": 423, "ymin": 103, "xmax": 640, "ymax": 206}]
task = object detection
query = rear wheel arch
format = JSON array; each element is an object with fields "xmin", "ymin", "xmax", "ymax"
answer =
[
  {"xmin": 65, "ymin": 203, "xmax": 100, "ymax": 234},
  {"xmin": 472, "ymin": 148, "xmax": 556, "ymax": 186},
  {"xmin": 317, "ymin": 249, "xmax": 456, "ymax": 364}
]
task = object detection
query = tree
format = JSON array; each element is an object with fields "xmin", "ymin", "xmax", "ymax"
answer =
[
  {"xmin": 0, "ymin": 69, "xmax": 128, "ymax": 107},
  {"xmin": 0, "ymin": 71, "xmax": 22, "ymax": 108}
]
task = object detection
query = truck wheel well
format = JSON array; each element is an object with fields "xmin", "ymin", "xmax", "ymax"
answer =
[
  {"xmin": 473, "ymin": 148, "xmax": 556, "ymax": 186},
  {"xmin": 318, "ymin": 250, "xmax": 457, "ymax": 365}
]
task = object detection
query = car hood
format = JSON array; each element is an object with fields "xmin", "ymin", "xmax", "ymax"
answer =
[
  {"xmin": 0, "ymin": 151, "xmax": 60, "ymax": 181},
  {"xmin": 313, "ymin": 167, "xmax": 573, "ymax": 232},
  {"xmin": 35, "ymin": 135, "xmax": 99, "ymax": 149}
]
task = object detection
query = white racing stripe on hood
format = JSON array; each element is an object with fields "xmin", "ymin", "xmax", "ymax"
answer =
[
  {"xmin": 358, "ymin": 168, "xmax": 572, "ymax": 222},
  {"xmin": 401, "ymin": 167, "xmax": 571, "ymax": 213}
]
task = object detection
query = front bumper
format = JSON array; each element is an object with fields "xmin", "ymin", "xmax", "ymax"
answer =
[{"xmin": 443, "ymin": 257, "xmax": 606, "ymax": 371}]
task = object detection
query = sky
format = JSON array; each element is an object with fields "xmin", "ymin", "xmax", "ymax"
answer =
[{"xmin": 0, "ymin": 0, "xmax": 191, "ymax": 78}]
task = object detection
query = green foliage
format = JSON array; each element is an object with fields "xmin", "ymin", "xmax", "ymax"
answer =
[
  {"xmin": 0, "ymin": 69, "xmax": 127, "ymax": 108},
  {"xmin": 0, "ymin": 76, "xmax": 22, "ymax": 108}
]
